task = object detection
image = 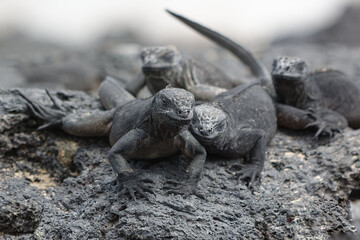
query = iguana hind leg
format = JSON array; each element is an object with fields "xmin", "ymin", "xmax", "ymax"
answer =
[
  {"xmin": 18, "ymin": 89, "xmax": 114, "ymax": 137},
  {"xmin": 276, "ymin": 103, "xmax": 348, "ymax": 138}
]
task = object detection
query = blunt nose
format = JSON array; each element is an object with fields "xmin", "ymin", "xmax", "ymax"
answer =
[
  {"xmin": 177, "ymin": 108, "xmax": 190, "ymax": 118},
  {"xmin": 198, "ymin": 126, "xmax": 212, "ymax": 136}
]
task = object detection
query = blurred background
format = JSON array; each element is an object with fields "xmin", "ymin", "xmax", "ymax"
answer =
[{"xmin": 0, "ymin": 0, "xmax": 359, "ymax": 91}]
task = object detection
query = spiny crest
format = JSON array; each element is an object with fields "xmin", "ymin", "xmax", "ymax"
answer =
[
  {"xmin": 195, "ymin": 105, "xmax": 226, "ymax": 124},
  {"xmin": 273, "ymin": 56, "xmax": 306, "ymax": 70},
  {"xmin": 141, "ymin": 45, "xmax": 181, "ymax": 67},
  {"xmin": 158, "ymin": 87, "xmax": 194, "ymax": 107}
]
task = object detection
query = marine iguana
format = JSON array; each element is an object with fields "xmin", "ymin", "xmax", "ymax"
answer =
[
  {"xmin": 272, "ymin": 56, "xmax": 360, "ymax": 137},
  {"xmin": 126, "ymin": 45, "xmax": 238, "ymax": 101},
  {"xmin": 126, "ymin": 11, "xmax": 275, "ymax": 101},
  {"xmin": 190, "ymin": 82, "xmax": 276, "ymax": 187},
  {"xmin": 166, "ymin": 10, "xmax": 360, "ymax": 137},
  {"xmin": 18, "ymin": 77, "xmax": 207, "ymax": 199}
]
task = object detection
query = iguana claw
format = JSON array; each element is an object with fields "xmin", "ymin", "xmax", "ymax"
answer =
[
  {"xmin": 117, "ymin": 173, "xmax": 155, "ymax": 201},
  {"xmin": 17, "ymin": 89, "xmax": 67, "ymax": 130},
  {"xmin": 164, "ymin": 178, "xmax": 204, "ymax": 199}
]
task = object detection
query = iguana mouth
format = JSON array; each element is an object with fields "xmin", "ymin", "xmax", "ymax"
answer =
[
  {"xmin": 142, "ymin": 66, "xmax": 172, "ymax": 74},
  {"xmin": 167, "ymin": 115, "xmax": 192, "ymax": 124}
]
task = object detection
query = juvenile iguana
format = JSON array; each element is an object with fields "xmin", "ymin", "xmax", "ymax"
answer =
[
  {"xmin": 190, "ymin": 82, "xmax": 276, "ymax": 187},
  {"xmin": 18, "ymin": 77, "xmax": 207, "ymax": 199},
  {"xmin": 167, "ymin": 10, "xmax": 360, "ymax": 137},
  {"xmin": 126, "ymin": 11, "xmax": 274, "ymax": 101},
  {"xmin": 272, "ymin": 56, "xmax": 360, "ymax": 137}
]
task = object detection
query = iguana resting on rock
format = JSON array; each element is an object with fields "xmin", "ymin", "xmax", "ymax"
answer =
[
  {"xmin": 190, "ymin": 82, "xmax": 276, "ymax": 187},
  {"xmin": 167, "ymin": 10, "xmax": 360, "ymax": 137},
  {"xmin": 18, "ymin": 77, "xmax": 206, "ymax": 199},
  {"xmin": 126, "ymin": 12, "xmax": 274, "ymax": 101},
  {"xmin": 126, "ymin": 45, "xmax": 237, "ymax": 101},
  {"xmin": 273, "ymin": 56, "xmax": 360, "ymax": 137}
]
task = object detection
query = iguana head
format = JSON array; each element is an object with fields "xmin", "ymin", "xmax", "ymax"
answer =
[
  {"xmin": 141, "ymin": 45, "xmax": 183, "ymax": 93},
  {"xmin": 141, "ymin": 45, "xmax": 182, "ymax": 74},
  {"xmin": 152, "ymin": 87, "xmax": 194, "ymax": 126},
  {"xmin": 272, "ymin": 56, "xmax": 309, "ymax": 103},
  {"xmin": 190, "ymin": 105, "xmax": 227, "ymax": 143},
  {"xmin": 272, "ymin": 56, "xmax": 308, "ymax": 81}
]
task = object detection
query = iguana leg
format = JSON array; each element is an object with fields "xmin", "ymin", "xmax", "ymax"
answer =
[
  {"xmin": 187, "ymin": 84, "xmax": 227, "ymax": 101},
  {"xmin": 165, "ymin": 129, "xmax": 207, "ymax": 198},
  {"xmin": 61, "ymin": 110, "xmax": 114, "ymax": 137},
  {"xmin": 125, "ymin": 72, "xmax": 146, "ymax": 96},
  {"xmin": 276, "ymin": 103, "xmax": 347, "ymax": 138},
  {"xmin": 108, "ymin": 129, "xmax": 155, "ymax": 200},
  {"xmin": 227, "ymin": 129, "xmax": 266, "ymax": 188},
  {"xmin": 18, "ymin": 89, "xmax": 114, "ymax": 136},
  {"xmin": 99, "ymin": 76, "xmax": 135, "ymax": 110}
]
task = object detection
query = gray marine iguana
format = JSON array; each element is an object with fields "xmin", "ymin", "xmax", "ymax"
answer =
[
  {"xmin": 126, "ymin": 11, "xmax": 275, "ymax": 101},
  {"xmin": 190, "ymin": 82, "xmax": 276, "ymax": 187},
  {"xmin": 126, "ymin": 45, "xmax": 237, "ymax": 101},
  {"xmin": 167, "ymin": 10, "xmax": 360, "ymax": 137},
  {"xmin": 272, "ymin": 56, "xmax": 360, "ymax": 137},
  {"xmin": 18, "ymin": 77, "xmax": 207, "ymax": 199}
]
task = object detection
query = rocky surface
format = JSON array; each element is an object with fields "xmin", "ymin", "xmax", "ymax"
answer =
[{"xmin": 0, "ymin": 86, "xmax": 359, "ymax": 239}]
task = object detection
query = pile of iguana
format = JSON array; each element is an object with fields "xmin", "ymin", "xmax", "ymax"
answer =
[
  {"xmin": 18, "ymin": 10, "xmax": 360, "ymax": 200},
  {"xmin": 166, "ymin": 10, "xmax": 360, "ymax": 137},
  {"xmin": 19, "ymin": 77, "xmax": 206, "ymax": 199}
]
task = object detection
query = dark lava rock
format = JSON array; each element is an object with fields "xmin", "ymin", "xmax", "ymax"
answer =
[
  {"xmin": 0, "ymin": 178, "xmax": 44, "ymax": 234},
  {"xmin": 0, "ymin": 88, "xmax": 358, "ymax": 239}
]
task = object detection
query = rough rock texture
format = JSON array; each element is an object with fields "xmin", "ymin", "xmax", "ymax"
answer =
[{"xmin": 0, "ymin": 88, "xmax": 358, "ymax": 239}]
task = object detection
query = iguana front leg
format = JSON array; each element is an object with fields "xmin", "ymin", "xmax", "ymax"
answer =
[
  {"xmin": 108, "ymin": 129, "xmax": 154, "ymax": 200},
  {"xmin": 187, "ymin": 84, "xmax": 227, "ymax": 101},
  {"xmin": 227, "ymin": 129, "xmax": 266, "ymax": 188},
  {"xmin": 166, "ymin": 129, "xmax": 207, "ymax": 198},
  {"xmin": 276, "ymin": 103, "xmax": 348, "ymax": 138}
]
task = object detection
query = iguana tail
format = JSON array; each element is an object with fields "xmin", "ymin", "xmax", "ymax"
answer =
[{"xmin": 166, "ymin": 9, "xmax": 276, "ymax": 98}]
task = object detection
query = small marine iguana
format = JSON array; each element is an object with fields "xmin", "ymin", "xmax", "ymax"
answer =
[
  {"xmin": 190, "ymin": 82, "xmax": 276, "ymax": 187},
  {"xmin": 272, "ymin": 56, "xmax": 360, "ymax": 137},
  {"xmin": 18, "ymin": 77, "xmax": 207, "ymax": 199},
  {"xmin": 126, "ymin": 45, "xmax": 238, "ymax": 101},
  {"xmin": 126, "ymin": 11, "xmax": 274, "ymax": 101},
  {"xmin": 167, "ymin": 10, "xmax": 360, "ymax": 137}
]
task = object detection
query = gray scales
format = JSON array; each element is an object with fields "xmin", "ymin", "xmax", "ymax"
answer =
[
  {"xmin": 167, "ymin": 10, "xmax": 360, "ymax": 137},
  {"xmin": 126, "ymin": 12, "xmax": 274, "ymax": 101},
  {"xmin": 18, "ymin": 77, "xmax": 207, "ymax": 199}
]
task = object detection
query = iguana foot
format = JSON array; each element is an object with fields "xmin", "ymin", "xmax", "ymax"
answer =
[
  {"xmin": 117, "ymin": 172, "xmax": 155, "ymax": 201},
  {"xmin": 228, "ymin": 163, "xmax": 262, "ymax": 188},
  {"xmin": 306, "ymin": 109, "xmax": 345, "ymax": 139},
  {"xmin": 164, "ymin": 178, "xmax": 204, "ymax": 199},
  {"xmin": 17, "ymin": 89, "xmax": 68, "ymax": 130}
]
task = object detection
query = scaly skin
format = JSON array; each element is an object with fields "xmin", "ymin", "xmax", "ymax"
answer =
[
  {"xmin": 272, "ymin": 56, "xmax": 360, "ymax": 137},
  {"xmin": 166, "ymin": 10, "xmax": 276, "ymax": 99},
  {"xmin": 126, "ymin": 45, "xmax": 237, "ymax": 101},
  {"xmin": 190, "ymin": 82, "xmax": 277, "ymax": 188},
  {"xmin": 18, "ymin": 77, "xmax": 206, "ymax": 200}
]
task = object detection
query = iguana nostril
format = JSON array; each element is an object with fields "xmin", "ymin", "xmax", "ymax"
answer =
[{"xmin": 178, "ymin": 109, "xmax": 190, "ymax": 118}]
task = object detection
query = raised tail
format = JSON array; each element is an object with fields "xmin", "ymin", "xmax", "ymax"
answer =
[{"xmin": 166, "ymin": 9, "xmax": 276, "ymax": 98}]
